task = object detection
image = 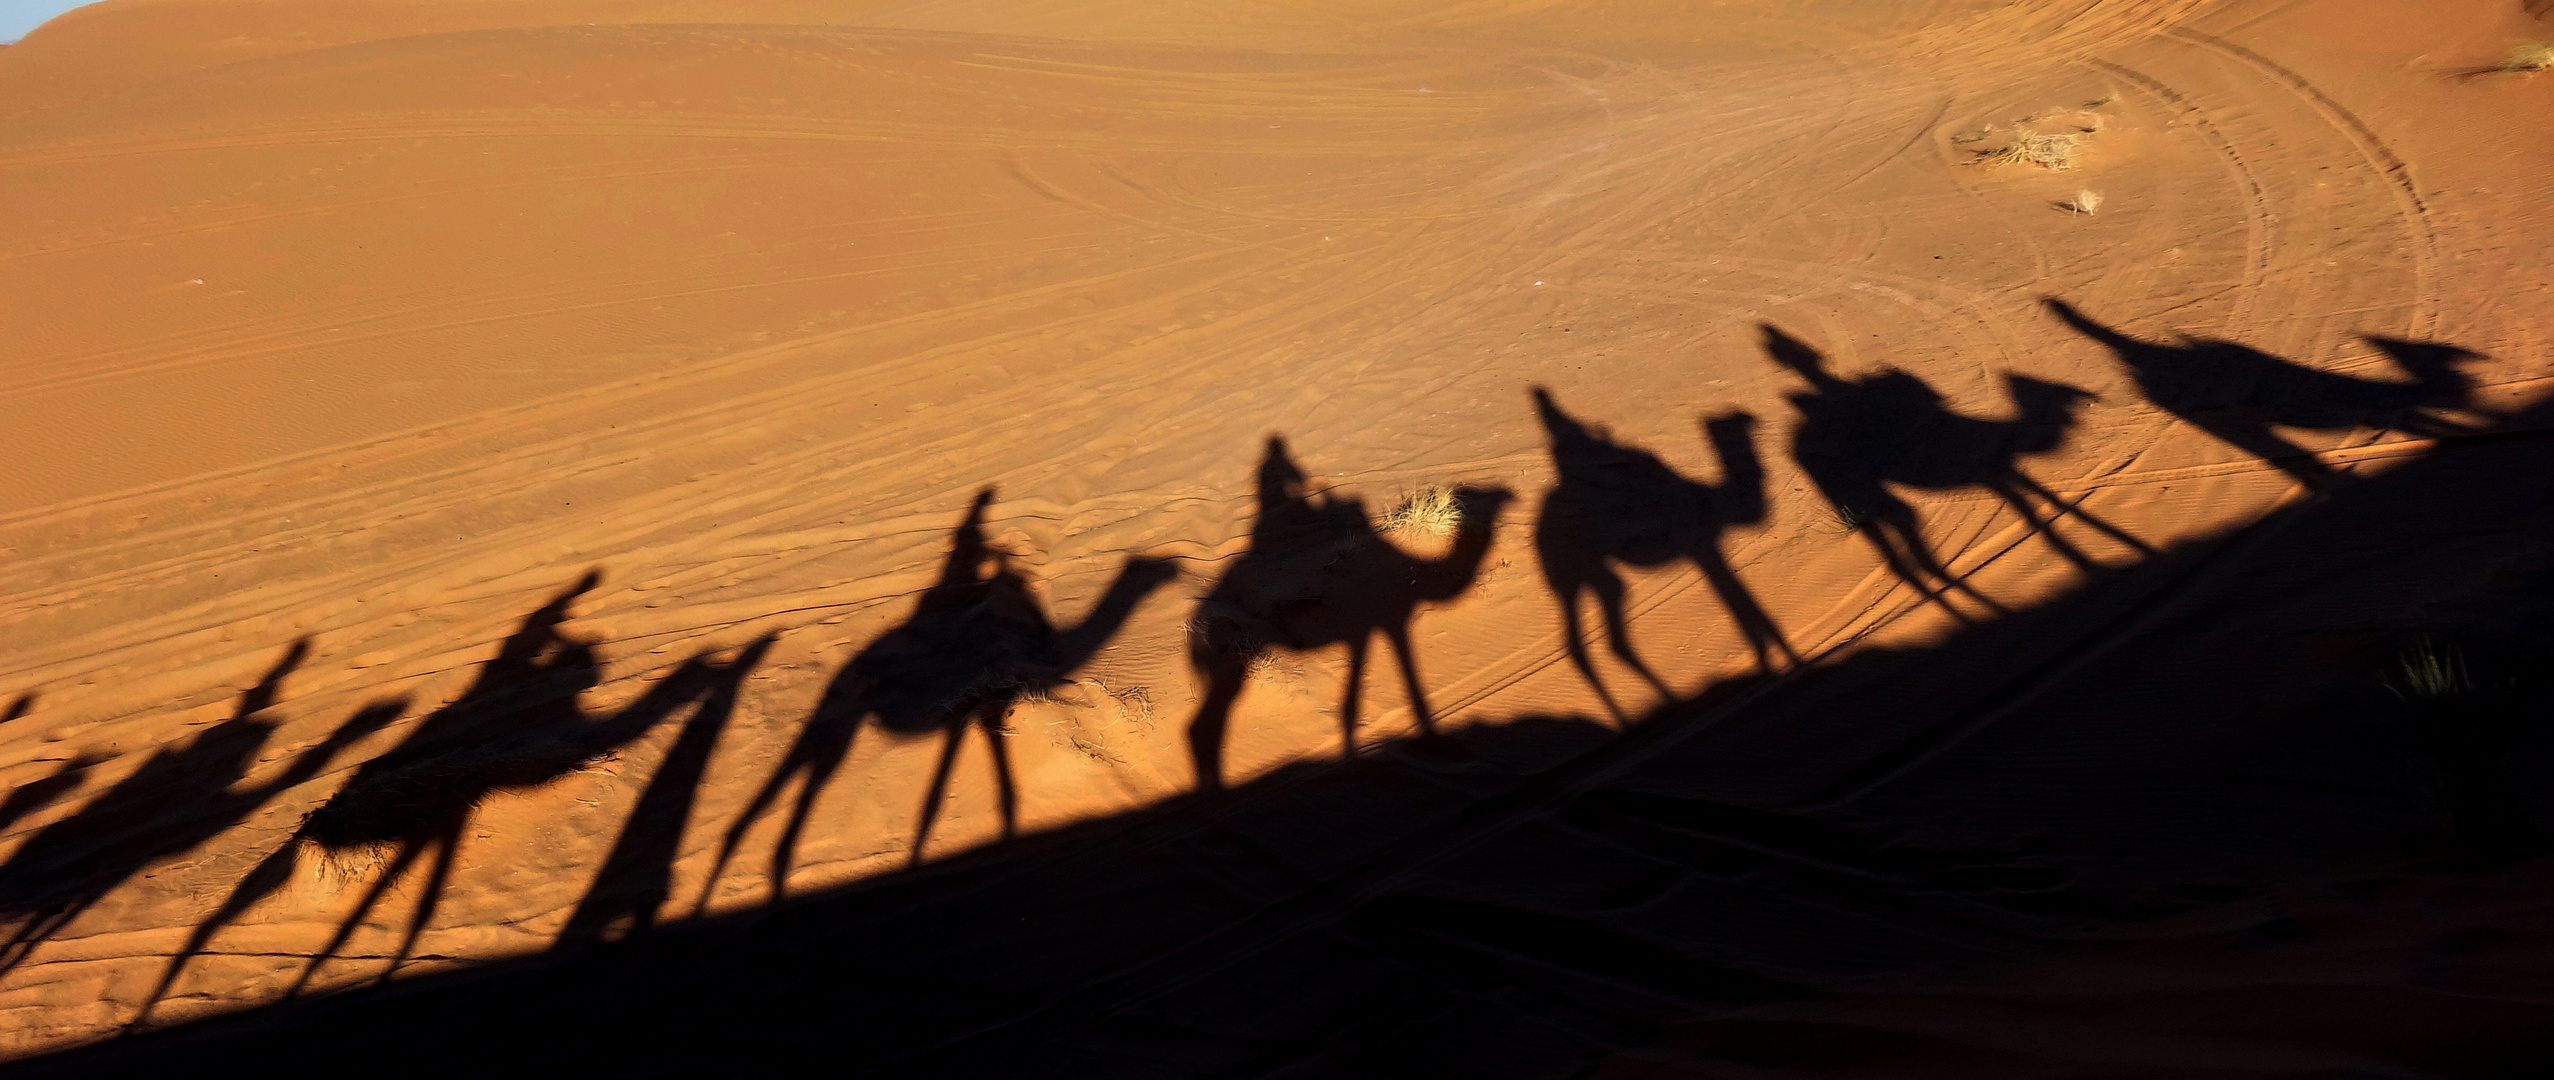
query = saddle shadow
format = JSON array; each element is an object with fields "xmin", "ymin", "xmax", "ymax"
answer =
[
  {"xmin": 1183, "ymin": 436, "xmax": 1514, "ymax": 791},
  {"xmin": 2046, "ymin": 298, "xmax": 2481, "ymax": 490},
  {"xmin": 1531, "ymin": 386, "xmax": 1794, "ymax": 718},
  {"xmin": 706, "ymin": 489, "xmax": 1175, "ymax": 901},
  {"xmin": 0, "ymin": 641, "xmax": 395, "ymax": 978},
  {"xmin": 1768, "ymin": 324, "xmax": 2147, "ymax": 621}
]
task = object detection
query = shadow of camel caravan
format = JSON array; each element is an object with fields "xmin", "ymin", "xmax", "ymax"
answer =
[
  {"xmin": 26, "ymin": 376, "xmax": 2554, "ymax": 1080},
  {"xmin": 705, "ymin": 489, "xmax": 1176, "ymax": 900},
  {"xmin": 1182, "ymin": 436, "xmax": 1513, "ymax": 792}
]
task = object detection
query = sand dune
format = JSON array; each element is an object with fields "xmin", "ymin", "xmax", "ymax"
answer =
[{"xmin": 2, "ymin": 0, "xmax": 2550, "ymax": 1070}]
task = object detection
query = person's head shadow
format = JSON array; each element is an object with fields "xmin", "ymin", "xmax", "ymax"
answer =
[
  {"xmin": 1183, "ymin": 438, "xmax": 1514, "ymax": 792},
  {"xmin": 1530, "ymin": 386, "xmax": 1794, "ymax": 717},
  {"xmin": 1768, "ymin": 324, "xmax": 2147, "ymax": 621},
  {"xmin": 707, "ymin": 489, "xmax": 1177, "ymax": 901},
  {"xmin": 2044, "ymin": 298, "xmax": 2483, "ymax": 490}
]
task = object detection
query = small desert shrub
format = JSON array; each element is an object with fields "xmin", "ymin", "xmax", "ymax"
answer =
[
  {"xmin": 1974, "ymin": 129, "xmax": 2084, "ymax": 170},
  {"xmin": 1382, "ymin": 485, "xmax": 1465, "ymax": 539},
  {"xmin": 1823, "ymin": 504, "xmax": 1873, "ymax": 534},
  {"xmin": 2387, "ymin": 638, "xmax": 2471, "ymax": 701},
  {"xmin": 2502, "ymin": 41, "xmax": 2554, "ymax": 72},
  {"xmin": 2085, "ymin": 92, "xmax": 2116, "ymax": 107},
  {"xmin": 2069, "ymin": 188, "xmax": 2104, "ymax": 215}
]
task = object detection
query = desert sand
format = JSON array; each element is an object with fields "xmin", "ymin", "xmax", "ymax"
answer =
[{"xmin": 2, "ymin": 0, "xmax": 2552, "ymax": 1073}]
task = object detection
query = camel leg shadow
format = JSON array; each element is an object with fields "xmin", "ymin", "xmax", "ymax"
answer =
[
  {"xmin": 1860, "ymin": 507, "xmax": 2007, "ymax": 622},
  {"xmin": 283, "ymin": 815, "xmax": 461, "ymax": 997},
  {"xmin": 909, "ymin": 699, "xmax": 1021, "ymax": 867},
  {"xmin": 1185, "ymin": 635, "xmax": 1252, "ymax": 794}
]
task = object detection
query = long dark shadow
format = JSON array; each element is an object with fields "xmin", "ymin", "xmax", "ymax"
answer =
[
  {"xmin": 554, "ymin": 634, "xmax": 776, "ymax": 950},
  {"xmin": 143, "ymin": 570, "xmax": 674, "ymax": 1006},
  {"xmin": 0, "ymin": 640, "xmax": 392, "ymax": 977},
  {"xmin": 705, "ymin": 489, "xmax": 1175, "ymax": 902},
  {"xmin": 2045, "ymin": 297, "xmax": 2481, "ymax": 490},
  {"xmin": 1531, "ymin": 386, "xmax": 1794, "ymax": 718},
  {"xmin": 1183, "ymin": 436, "xmax": 1512, "ymax": 791},
  {"xmin": 1768, "ymin": 323, "xmax": 2142, "ymax": 619}
]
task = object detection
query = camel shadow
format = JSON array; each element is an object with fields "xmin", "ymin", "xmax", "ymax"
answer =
[
  {"xmin": 1768, "ymin": 324, "xmax": 2148, "ymax": 621},
  {"xmin": 142, "ymin": 570, "xmax": 701, "ymax": 1008},
  {"xmin": 0, "ymin": 642, "xmax": 397, "ymax": 978},
  {"xmin": 2046, "ymin": 298, "xmax": 2481, "ymax": 491},
  {"xmin": 1532, "ymin": 387, "xmax": 1792, "ymax": 717},
  {"xmin": 1183, "ymin": 436, "xmax": 1514, "ymax": 792},
  {"xmin": 553, "ymin": 635, "xmax": 775, "ymax": 949},
  {"xmin": 706, "ymin": 489, "xmax": 1175, "ymax": 900}
]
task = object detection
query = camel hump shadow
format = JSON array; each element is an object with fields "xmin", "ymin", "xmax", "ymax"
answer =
[
  {"xmin": 2044, "ymin": 297, "xmax": 2484, "ymax": 489},
  {"xmin": 1184, "ymin": 436, "xmax": 1514, "ymax": 791},
  {"xmin": 709, "ymin": 488, "xmax": 1176, "ymax": 899},
  {"xmin": 1766, "ymin": 323, "xmax": 2149, "ymax": 622},
  {"xmin": 1531, "ymin": 386, "xmax": 1794, "ymax": 715}
]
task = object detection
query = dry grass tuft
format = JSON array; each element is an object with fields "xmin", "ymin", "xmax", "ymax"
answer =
[
  {"xmin": 1381, "ymin": 485, "xmax": 1466, "ymax": 539},
  {"xmin": 1042, "ymin": 679, "xmax": 1153, "ymax": 762},
  {"xmin": 2069, "ymin": 188, "xmax": 2105, "ymax": 215},
  {"xmin": 2386, "ymin": 638, "xmax": 2471, "ymax": 701},
  {"xmin": 1974, "ymin": 128, "xmax": 2084, "ymax": 171},
  {"xmin": 2085, "ymin": 92, "xmax": 2116, "ymax": 107},
  {"xmin": 2503, "ymin": 41, "xmax": 2554, "ymax": 72}
]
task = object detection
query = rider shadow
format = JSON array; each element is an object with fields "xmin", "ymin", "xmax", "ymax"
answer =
[
  {"xmin": 1182, "ymin": 436, "xmax": 1514, "ymax": 792},
  {"xmin": 707, "ymin": 489, "xmax": 1176, "ymax": 900},
  {"xmin": 145, "ymin": 570, "xmax": 693, "ymax": 1007},
  {"xmin": 1767, "ymin": 324, "xmax": 2150, "ymax": 622},
  {"xmin": 1531, "ymin": 387, "xmax": 1794, "ymax": 718},
  {"xmin": 0, "ymin": 641, "xmax": 399, "ymax": 978},
  {"xmin": 2046, "ymin": 298, "xmax": 2481, "ymax": 491},
  {"xmin": 554, "ymin": 634, "xmax": 775, "ymax": 949}
]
